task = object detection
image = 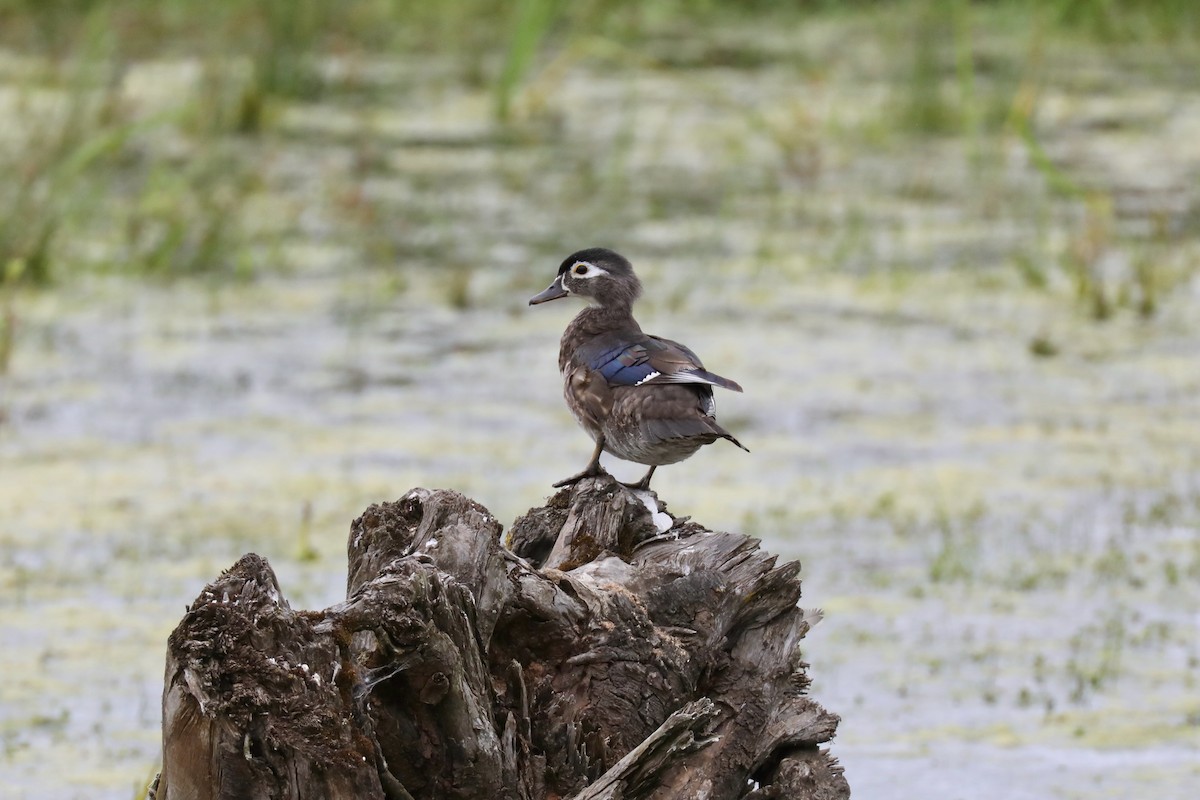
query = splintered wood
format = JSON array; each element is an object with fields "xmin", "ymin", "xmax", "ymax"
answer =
[{"xmin": 152, "ymin": 477, "xmax": 848, "ymax": 800}]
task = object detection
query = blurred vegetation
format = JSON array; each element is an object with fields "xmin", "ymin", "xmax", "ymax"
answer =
[{"xmin": 0, "ymin": 0, "xmax": 1195, "ymax": 342}]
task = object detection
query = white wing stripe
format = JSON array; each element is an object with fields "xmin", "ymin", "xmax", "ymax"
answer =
[{"xmin": 657, "ymin": 370, "xmax": 719, "ymax": 386}]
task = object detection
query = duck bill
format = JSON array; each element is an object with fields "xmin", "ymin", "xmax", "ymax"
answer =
[{"xmin": 528, "ymin": 276, "xmax": 569, "ymax": 305}]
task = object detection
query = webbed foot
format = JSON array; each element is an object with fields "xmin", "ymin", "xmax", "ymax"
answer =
[
  {"xmin": 552, "ymin": 464, "xmax": 609, "ymax": 488},
  {"xmin": 620, "ymin": 466, "xmax": 657, "ymax": 492}
]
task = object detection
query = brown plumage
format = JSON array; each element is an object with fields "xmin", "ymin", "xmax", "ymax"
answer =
[{"xmin": 529, "ymin": 248, "xmax": 747, "ymax": 489}]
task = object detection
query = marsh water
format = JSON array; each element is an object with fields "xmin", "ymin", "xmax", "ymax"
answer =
[{"xmin": 2, "ymin": 13, "xmax": 1200, "ymax": 799}]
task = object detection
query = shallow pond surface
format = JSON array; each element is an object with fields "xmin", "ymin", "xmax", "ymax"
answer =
[{"xmin": 2, "ymin": 13, "xmax": 1200, "ymax": 799}]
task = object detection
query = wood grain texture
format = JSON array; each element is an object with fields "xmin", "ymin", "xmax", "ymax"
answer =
[{"xmin": 152, "ymin": 477, "xmax": 848, "ymax": 800}]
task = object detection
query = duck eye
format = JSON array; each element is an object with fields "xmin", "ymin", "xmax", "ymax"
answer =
[{"xmin": 572, "ymin": 263, "xmax": 588, "ymax": 276}]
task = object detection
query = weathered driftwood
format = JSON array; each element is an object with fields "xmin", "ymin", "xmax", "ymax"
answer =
[{"xmin": 152, "ymin": 476, "xmax": 848, "ymax": 800}]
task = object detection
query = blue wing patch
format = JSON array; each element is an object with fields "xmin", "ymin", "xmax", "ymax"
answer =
[{"xmin": 580, "ymin": 341, "xmax": 659, "ymax": 386}]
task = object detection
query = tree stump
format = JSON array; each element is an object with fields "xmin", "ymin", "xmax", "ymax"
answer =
[{"xmin": 151, "ymin": 476, "xmax": 849, "ymax": 800}]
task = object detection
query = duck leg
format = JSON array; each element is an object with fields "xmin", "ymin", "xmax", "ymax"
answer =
[
  {"xmin": 622, "ymin": 466, "xmax": 656, "ymax": 491},
  {"xmin": 552, "ymin": 436, "xmax": 608, "ymax": 488}
]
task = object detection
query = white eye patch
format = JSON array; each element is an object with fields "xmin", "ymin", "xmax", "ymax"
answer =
[{"xmin": 569, "ymin": 261, "xmax": 608, "ymax": 279}]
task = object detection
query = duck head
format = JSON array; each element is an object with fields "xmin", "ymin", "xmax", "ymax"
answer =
[{"xmin": 529, "ymin": 247, "xmax": 643, "ymax": 310}]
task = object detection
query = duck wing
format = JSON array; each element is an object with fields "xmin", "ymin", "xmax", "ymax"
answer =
[{"xmin": 574, "ymin": 331, "xmax": 743, "ymax": 392}]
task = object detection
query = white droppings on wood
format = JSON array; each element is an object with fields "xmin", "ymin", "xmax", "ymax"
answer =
[{"xmin": 633, "ymin": 488, "xmax": 673, "ymax": 532}]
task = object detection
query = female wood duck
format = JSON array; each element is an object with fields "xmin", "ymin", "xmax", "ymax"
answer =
[{"xmin": 529, "ymin": 247, "xmax": 747, "ymax": 489}]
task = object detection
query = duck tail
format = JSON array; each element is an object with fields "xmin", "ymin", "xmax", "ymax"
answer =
[{"xmin": 714, "ymin": 423, "xmax": 749, "ymax": 453}]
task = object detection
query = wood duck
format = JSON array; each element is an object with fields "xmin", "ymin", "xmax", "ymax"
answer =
[{"xmin": 529, "ymin": 247, "xmax": 747, "ymax": 489}]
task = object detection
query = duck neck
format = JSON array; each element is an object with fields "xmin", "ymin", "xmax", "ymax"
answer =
[{"xmin": 574, "ymin": 302, "xmax": 637, "ymax": 333}]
